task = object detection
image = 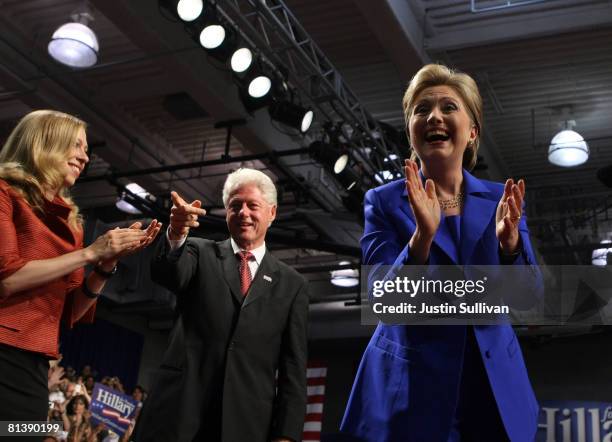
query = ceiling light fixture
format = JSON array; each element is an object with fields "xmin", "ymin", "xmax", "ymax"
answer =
[
  {"xmin": 548, "ymin": 120, "xmax": 589, "ymax": 167},
  {"xmin": 269, "ymin": 100, "xmax": 314, "ymax": 133},
  {"xmin": 116, "ymin": 183, "xmax": 154, "ymax": 215},
  {"xmin": 592, "ymin": 239, "xmax": 612, "ymax": 267},
  {"xmin": 177, "ymin": 0, "xmax": 204, "ymax": 21},
  {"xmin": 238, "ymin": 62, "xmax": 276, "ymax": 112},
  {"xmin": 200, "ymin": 24, "xmax": 225, "ymax": 49},
  {"xmin": 374, "ymin": 170, "xmax": 394, "ymax": 184},
  {"xmin": 48, "ymin": 12, "xmax": 99, "ymax": 68},
  {"xmin": 330, "ymin": 261, "xmax": 359, "ymax": 287},
  {"xmin": 230, "ymin": 47, "xmax": 253, "ymax": 73}
]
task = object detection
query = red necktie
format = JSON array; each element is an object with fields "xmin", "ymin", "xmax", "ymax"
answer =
[{"xmin": 237, "ymin": 251, "xmax": 254, "ymax": 296}]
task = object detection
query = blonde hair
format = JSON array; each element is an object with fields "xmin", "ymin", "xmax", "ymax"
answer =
[
  {"xmin": 222, "ymin": 168, "xmax": 277, "ymax": 207},
  {"xmin": 402, "ymin": 64, "xmax": 482, "ymax": 170},
  {"xmin": 0, "ymin": 110, "xmax": 86, "ymax": 229}
]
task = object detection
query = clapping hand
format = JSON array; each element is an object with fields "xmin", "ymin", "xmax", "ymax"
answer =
[
  {"xmin": 169, "ymin": 191, "xmax": 207, "ymax": 240},
  {"xmin": 404, "ymin": 159, "xmax": 440, "ymax": 238},
  {"xmin": 496, "ymin": 178, "xmax": 525, "ymax": 254},
  {"xmin": 86, "ymin": 220, "xmax": 161, "ymax": 263}
]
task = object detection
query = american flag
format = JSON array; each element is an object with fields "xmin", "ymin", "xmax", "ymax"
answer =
[{"xmin": 303, "ymin": 361, "xmax": 327, "ymax": 442}]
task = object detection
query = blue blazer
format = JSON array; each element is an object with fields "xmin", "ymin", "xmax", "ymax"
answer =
[{"xmin": 341, "ymin": 170, "xmax": 543, "ymax": 442}]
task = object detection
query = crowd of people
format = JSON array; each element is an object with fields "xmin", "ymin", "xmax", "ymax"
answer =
[{"xmin": 45, "ymin": 362, "xmax": 146, "ymax": 442}]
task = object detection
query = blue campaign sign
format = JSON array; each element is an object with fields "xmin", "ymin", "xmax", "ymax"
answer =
[
  {"xmin": 537, "ymin": 401, "xmax": 612, "ymax": 442},
  {"xmin": 89, "ymin": 383, "xmax": 138, "ymax": 436}
]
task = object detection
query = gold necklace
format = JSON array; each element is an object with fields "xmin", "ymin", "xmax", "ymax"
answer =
[{"xmin": 438, "ymin": 191, "xmax": 464, "ymax": 210}]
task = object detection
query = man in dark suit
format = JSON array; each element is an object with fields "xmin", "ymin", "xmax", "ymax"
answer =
[{"xmin": 135, "ymin": 168, "xmax": 309, "ymax": 442}]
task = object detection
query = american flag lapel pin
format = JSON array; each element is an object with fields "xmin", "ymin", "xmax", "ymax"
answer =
[{"xmin": 263, "ymin": 275, "xmax": 272, "ymax": 282}]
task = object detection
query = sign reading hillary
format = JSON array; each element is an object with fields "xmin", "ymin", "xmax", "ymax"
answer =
[
  {"xmin": 537, "ymin": 401, "xmax": 612, "ymax": 442},
  {"xmin": 89, "ymin": 383, "xmax": 137, "ymax": 436}
]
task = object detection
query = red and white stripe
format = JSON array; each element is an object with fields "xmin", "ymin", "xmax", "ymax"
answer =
[
  {"xmin": 303, "ymin": 361, "xmax": 327, "ymax": 442},
  {"xmin": 101, "ymin": 408, "xmax": 131, "ymax": 425}
]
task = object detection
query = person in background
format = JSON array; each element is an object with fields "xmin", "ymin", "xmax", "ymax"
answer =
[
  {"xmin": 83, "ymin": 375, "xmax": 95, "ymax": 395},
  {"xmin": 63, "ymin": 395, "xmax": 91, "ymax": 442},
  {"xmin": 0, "ymin": 110, "xmax": 161, "ymax": 432}
]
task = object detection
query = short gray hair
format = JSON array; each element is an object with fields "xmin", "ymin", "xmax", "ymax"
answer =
[{"xmin": 222, "ymin": 168, "xmax": 277, "ymax": 207}]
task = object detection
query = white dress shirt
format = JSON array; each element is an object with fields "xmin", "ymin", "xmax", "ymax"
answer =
[{"xmin": 166, "ymin": 228, "xmax": 266, "ymax": 278}]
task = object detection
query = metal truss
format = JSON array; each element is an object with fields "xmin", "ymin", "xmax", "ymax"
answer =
[{"xmin": 217, "ymin": 0, "xmax": 404, "ymax": 183}]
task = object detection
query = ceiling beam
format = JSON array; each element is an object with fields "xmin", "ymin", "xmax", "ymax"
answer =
[{"xmin": 353, "ymin": 0, "xmax": 430, "ymax": 78}]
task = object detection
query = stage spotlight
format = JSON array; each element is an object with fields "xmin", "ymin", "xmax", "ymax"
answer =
[
  {"xmin": 248, "ymin": 76, "xmax": 272, "ymax": 98},
  {"xmin": 199, "ymin": 21, "xmax": 226, "ymax": 49},
  {"xmin": 311, "ymin": 142, "xmax": 358, "ymax": 187},
  {"xmin": 310, "ymin": 141, "xmax": 340, "ymax": 169},
  {"xmin": 334, "ymin": 154, "xmax": 348, "ymax": 174},
  {"xmin": 159, "ymin": 0, "xmax": 204, "ymax": 22},
  {"xmin": 177, "ymin": 0, "xmax": 203, "ymax": 21},
  {"xmin": 230, "ymin": 47, "xmax": 253, "ymax": 73},
  {"xmin": 116, "ymin": 183, "xmax": 155, "ymax": 215},
  {"xmin": 239, "ymin": 63, "xmax": 276, "ymax": 112},
  {"xmin": 374, "ymin": 170, "xmax": 394, "ymax": 184},
  {"xmin": 269, "ymin": 101, "xmax": 314, "ymax": 133}
]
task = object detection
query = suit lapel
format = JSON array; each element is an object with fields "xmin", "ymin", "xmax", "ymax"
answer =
[
  {"xmin": 217, "ymin": 240, "xmax": 244, "ymax": 304},
  {"xmin": 460, "ymin": 170, "xmax": 497, "ymax": 263},
  {"xmin": 242, "ymin": 252, "xmax": 279, "ymax": 308}
]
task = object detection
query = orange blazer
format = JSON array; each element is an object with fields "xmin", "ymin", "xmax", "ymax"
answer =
[{"xmin": 0, "ymin": 179, "xmax": 95, "ymax": 358}]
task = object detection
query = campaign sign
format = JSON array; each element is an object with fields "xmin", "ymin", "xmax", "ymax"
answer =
[
  {"xmin": 537, "ymin": 401, "xmax": 612, "ymax": 442},
  {"xmin": 89, "ymin": 383, "xmax": 137, "ymax": 436}
]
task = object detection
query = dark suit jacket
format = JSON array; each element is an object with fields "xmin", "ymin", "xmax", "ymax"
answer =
[{"xmin": 135, "ymin": 238, "xmax": 309, "ymax": 442}]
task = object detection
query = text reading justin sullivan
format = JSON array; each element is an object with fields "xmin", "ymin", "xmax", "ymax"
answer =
[{"xmin": 371, "ymin": 276, "xmax": 509, "ymax": 315}]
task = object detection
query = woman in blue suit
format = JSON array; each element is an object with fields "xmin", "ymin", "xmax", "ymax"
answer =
[{"xmin": 341, "ymin": 64, "xmax": 543, "ymax": 442}]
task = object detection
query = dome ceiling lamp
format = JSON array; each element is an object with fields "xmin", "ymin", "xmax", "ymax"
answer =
[
  {"xmin": 548, "ymin": 119, "xmax": 589, "ymax": 167},
  {"xmin": 330, "ymin": 261, "xmax": 359, "ymax": 288},
  {"xmin": 48, "ymin": 11, "xmax": 99, "ymax": 68}
]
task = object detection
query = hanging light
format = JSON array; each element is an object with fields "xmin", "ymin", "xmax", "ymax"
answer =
[
  {"xmin": 200, "ymin": 25, "xmax": 225, "ymax": 49},
  {"xmin": 238, "ymin": 63, "xmax": 276, "ymax": 112},
  {"xmin": 158, "ymin": 0, "xmax": 203, "ymax": 22},
  {"xmin": 310, "ymin": 142, "xmax": 349, "ymax": 175},
  {"xmin": 116, "ymin": 183, "xmax": 154, "ymax": 215},
  {"xmin": 248, "ymin": 76, "xmax": 272, "ymax": 98},
  {"xmin": 269, "ymin": 101, "xmax": 314, "ymax": 133},
  {"xmin": 374, "ymin": 170, "xmax": 394, "ymax": 184},
  {"xmin": 331, "ymin": 261, "xmax": 359, "ymax": 287},
  {"xmin": 334, "ymin": 154, "xmax": 349, "ymax": 174},
  {"xmin": 176, "ymin": 0, "xmax": 204, "ymax": 22},
  {"xmin": 548, "ymin": 121, "xmax": 589, "ymax": 167},
  {"xmin": 230, "ymin": 47, "xmax": 253, "ymax": 73},
  {"xmin": 48, "ymin": 13, "xmax": 99, "ymax": 68},
  {"xmin": 592, "ymin": 240, "xmax": 612, "ymax": 267}
]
